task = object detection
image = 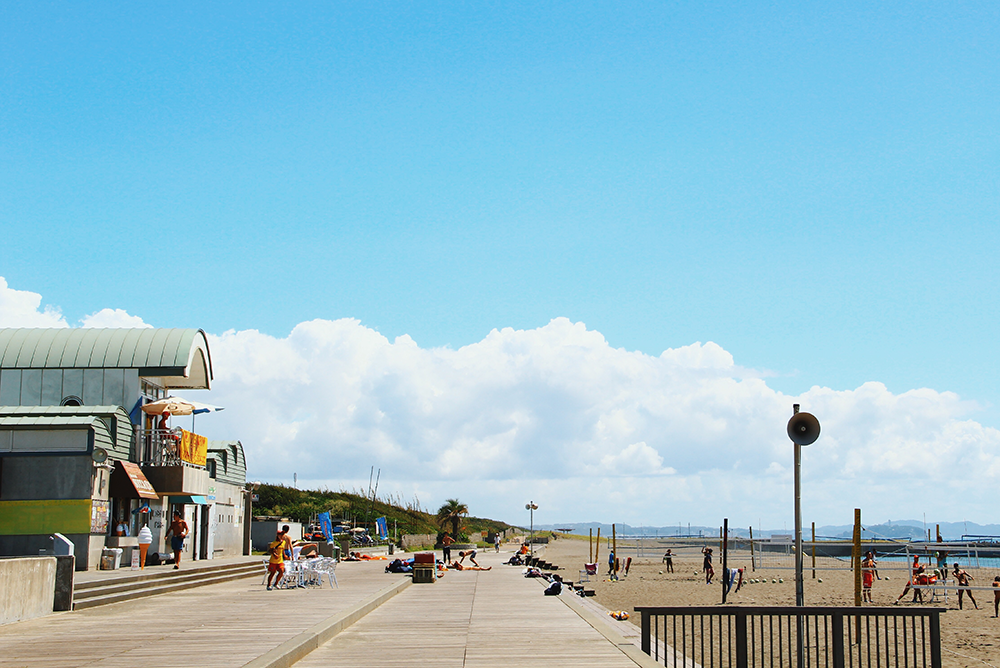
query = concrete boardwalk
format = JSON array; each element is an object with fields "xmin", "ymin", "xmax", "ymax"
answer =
[{"xmin": 0, "ymin": 549, "xmax": 656, "ymax": 667}]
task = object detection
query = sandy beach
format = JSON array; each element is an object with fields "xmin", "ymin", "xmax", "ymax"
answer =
[{"xmin": 540, "ymin": 537, "xmax": 998, "ymax": 668}]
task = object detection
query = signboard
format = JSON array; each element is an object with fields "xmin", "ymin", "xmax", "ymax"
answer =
[
  {"xmin": 91, "ymin": 499, "xmax": 110, "ymax": 534},
  {"xmin": 119, "ymin": 462, "xmax": 159, "ymax": 499},
  {"xmin": 131, "ymin": 549, "xmax": 140, "ymax": 570},
  {"xmin": 375, "ymin": 516, "xmax": 389, "ymax": 539},
  {"xmin": 179, "ymin": 430, "xmax": 207, "ymax": 467}
]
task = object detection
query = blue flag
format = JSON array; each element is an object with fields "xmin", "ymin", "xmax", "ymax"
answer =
[
  {"xmin": 318, "ymin": 512, "xmax": 333, "ymax": 541},
  {"xmin": 375, "ymin": 516, "xmax": 389, "ymax": 539}
]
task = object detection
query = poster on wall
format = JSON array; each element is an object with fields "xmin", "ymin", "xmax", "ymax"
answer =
[{"xmin": 91, "ymin": 499, "xmax": 110, "ymax": 534}]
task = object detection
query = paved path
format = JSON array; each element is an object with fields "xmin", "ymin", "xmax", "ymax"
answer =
[{"xmin": 0, "ymin": 548, "xmax": 657, "ymax": 667}]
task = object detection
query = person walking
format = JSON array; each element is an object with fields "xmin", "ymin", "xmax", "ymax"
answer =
[
  {"xmin": 164, "ymin": 510, "xmax": 188, "ymax": 570},
  {"xmin": 494, "ymin": 533, "xmax": 501, "ymax": 553},
  {"xmin": 266, "ymin": 525, "xmax": 293, "ymax": 590},
  {"xmin": 607, "ymin": 549, "xmax": 616, "ymax": 578}
]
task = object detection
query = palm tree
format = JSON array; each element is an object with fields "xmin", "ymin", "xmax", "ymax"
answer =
[{"xmin": 436, "ymin": 498, "xmax": 468, "ymax": 538}]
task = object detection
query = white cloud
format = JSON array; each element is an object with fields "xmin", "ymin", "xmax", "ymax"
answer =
[
  {"xmin": 193, "ymin": 316, "xmax": 1000, "ymax": 528},
  {"xmin": 81, "ymin": 308, "xmax": 153, "ymax": 329},
  {"xmin": 0, "ymin": 277, "xmax": 67, "ymax": 327},
  {"xmin": 3, "ymin": 277, "xmax": 999, "ymax": 528}
]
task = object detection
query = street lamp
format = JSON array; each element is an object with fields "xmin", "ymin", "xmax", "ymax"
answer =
[{"xmin": 525, "ymin": 502, "xmax": 538, "ymax": 557}]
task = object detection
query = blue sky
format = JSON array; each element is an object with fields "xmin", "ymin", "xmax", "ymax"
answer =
[{"xmin": 2, "ymin": 3, "xmax": 998, "ymax": 526}]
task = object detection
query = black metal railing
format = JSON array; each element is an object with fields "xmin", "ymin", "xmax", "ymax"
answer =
[
  {"xmin": 635, "ymin": 606, "xmax": 943, "ymax": 668},
  {"xmin": 134, "ymin": 427, "xmax": 204, "ymax": 468}
]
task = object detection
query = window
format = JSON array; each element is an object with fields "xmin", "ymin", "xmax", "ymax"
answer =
[{"xmin": 61, "ymin": 396, "xmax": 83, "ymax": 406}]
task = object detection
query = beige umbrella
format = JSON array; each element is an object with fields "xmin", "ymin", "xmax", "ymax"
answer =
[
  {"xmin": 141, "ymin": 397, "xmax": 197, "ymax": 416},
  {"xmin": 142, "ymin": 397, "xmax": 224, "ymax": 429}
]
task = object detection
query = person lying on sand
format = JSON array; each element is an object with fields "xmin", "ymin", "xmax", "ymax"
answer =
[{"xmin": 448, "ymin": 560, "xmax": 491, "ymax": 571}]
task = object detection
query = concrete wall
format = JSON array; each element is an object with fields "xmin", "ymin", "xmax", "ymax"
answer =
[
  {"xmin": 0, "ymin": 556, "xmax": 55, "ymax": 625},
  {"xmin": 401, "ymin": 534, "xmax": 437, "ymax": 550},
  {"xmin": 0, "ymin": 454, "xmax": 93, "ymax": 500},
  {"xmin": 251, "ymin": 520, "xmax": 302, "ymax": 552}
]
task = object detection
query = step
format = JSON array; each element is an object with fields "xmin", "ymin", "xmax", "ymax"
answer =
[
  {"xmin": 74, "ymin": 565, "xmax": 262, "ymax": 610},
  {"xmin": 75, "ymin": 560, "xmax": 260, "ymax": 591},
  {"xmin": 74, "ymin": 563, "xmax": 261, "ymax": 600}
]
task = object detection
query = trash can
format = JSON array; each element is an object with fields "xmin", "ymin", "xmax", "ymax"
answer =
[{"xmin": 100, "ymin": 548, "xmax": 123, "ymax": 570}]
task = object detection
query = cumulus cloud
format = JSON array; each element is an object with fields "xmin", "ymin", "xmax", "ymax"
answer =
[
  {"xmin": 3, "ymin": 276, "xmax": 999, "ymax": 527},
  {"xmin": 194, "ymin": 317, "xmax": 1000, "ymax": 528},
  {"xmin": 81, "ymin": 308, "xmax": 153, "ymax": 329},
  {"xmin": 0, "ymin": 277, "xmax": 67, "ymax": 327}
]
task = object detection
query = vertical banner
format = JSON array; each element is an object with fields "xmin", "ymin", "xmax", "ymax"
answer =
[
  {"xmin": 318, "ymin": 512, "xmax": 333, "ymax": 540},
  {"xmin": 375, "ymin": 516, "xmax": 388, "ymax": 539},
  {"xmin": 179, "ymin": 430, "xmax": 208, "ymax": 467}
]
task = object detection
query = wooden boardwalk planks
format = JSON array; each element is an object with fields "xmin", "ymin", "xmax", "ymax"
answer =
[{"xmin": 296, "ymin": 552, "xmax": 645, "ymax": 668}]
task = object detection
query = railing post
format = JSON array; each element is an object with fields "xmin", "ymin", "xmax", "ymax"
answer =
[
  {"xmin": 736, "ymin": 611, "xmax": 748, "ymax": 668},
  {"xmin": 641, "ymin": 611, "xmax": 651, "ymax": 655},
  {"xmin": 831, "ymin": 612, "xmax": 844, "ymax": 668},
  {"xmin": 929, "ymin": 610, "xmax": 942, "ymax": 668}
]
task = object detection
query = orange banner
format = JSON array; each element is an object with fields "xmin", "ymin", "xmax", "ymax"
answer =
[{"xmin": 179, "ymin": 429, "xmax": 207, "ymax": 467}]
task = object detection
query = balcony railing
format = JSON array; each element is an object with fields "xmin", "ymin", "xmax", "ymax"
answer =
[
  {"xmin": 134, "ymin": 427, "xmax": 204, "ymax": 469},
  {"xmin": 635, "ymin": 606, "xmax": 943, "ymax": 668}
]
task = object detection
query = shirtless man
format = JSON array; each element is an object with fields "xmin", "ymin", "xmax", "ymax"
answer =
[
  {"xmin": 164, "ymin": 510, "xmax": 188, "ymax": 570},
  {"xmin": 953, "ymin": 563, "xmax": 978, "ymax": 610},
  {"xmin": 458, "ymin": 549, "xmax": 480, "ymax": 567},
  {"xmin": 992, "ymin": 576, "xmax": 1000, "ymax": 618}
]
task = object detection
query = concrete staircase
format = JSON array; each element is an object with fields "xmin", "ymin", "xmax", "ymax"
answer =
[{"xmin": 73, "ymin": 561, "xmax": 262, "ymax": 610}]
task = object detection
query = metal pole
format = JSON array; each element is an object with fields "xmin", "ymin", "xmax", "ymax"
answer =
[
  {"xmin": 722, "ymin": 517, "xmax": 729, "ymax": 603},
  {"xmin": 795, "ymin": 438, "xmax": 804, "ymax": 606},
  {"xmin": 793, "ymin": 404, "xmax": 804, "ymax": 668}
]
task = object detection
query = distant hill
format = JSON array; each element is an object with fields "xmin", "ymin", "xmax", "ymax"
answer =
[
  {"xmin": 256, "ymin": 484, "xmax": 514, "ymax": 539},
  {"xmin": 538, "ymin": 520, "xmax": 1000, "ymax": 541}
]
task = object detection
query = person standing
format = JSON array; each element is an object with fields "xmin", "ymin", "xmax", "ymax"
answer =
[
  {"xmin": 494, "ymin": 533, "xmax": 501, "ymax": 553},
  {"xmin": 953, "ymin": 563, "xmax": 978, "ymax": 610},
  {"xmin": 441, "ymin": 533, "xmax": 455, "ymax": 563},
  {"xmin": 164, "ymin": 510, "xmax": 188, "ymax": 570},
  {"xmin": 702, "ymin": 547, "xmax": 715, "ymax": 585},
  {"xmin": 862, "ymin": 552, "xmax": 876, "ymax": 602},
  {"xmin": 663, "ymin": 549, "xmax": 674, "ymax": 573},
  {"xmin": 992, "ymin": 576, "xmax": 999, "ymax": 617}
]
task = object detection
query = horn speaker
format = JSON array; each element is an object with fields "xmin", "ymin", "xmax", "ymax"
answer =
[{"xmin": 787, "ymin": 412, "xmax": 820, "ymax": 445}]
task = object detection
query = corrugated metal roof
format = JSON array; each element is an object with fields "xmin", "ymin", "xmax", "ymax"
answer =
[
  {"xmin": 0, "ymin": 405, "xmax": 123, "ymax": 416},
  {"xmin": 0, "ymin": 328, "xmax": 213, "ymax": 389},
  {"xmin": 0, "ymin": 414, "xmax": 108, "ymax": 429},
  {"xmin": 207, "ymin": 440, "xmax": 247, "ymax": 486}
]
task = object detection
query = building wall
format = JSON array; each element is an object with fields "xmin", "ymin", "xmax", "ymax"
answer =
[
  {"xmin": 208, "ymin": 481, "xmax": 244, "ymax": 558},
  {"xmin": 0, "ymin": 450, "xmax": 109, "ymax": 570},
  {"xmin": 0, "ymin": 369, "xmax": 140, "ymax": 414}
]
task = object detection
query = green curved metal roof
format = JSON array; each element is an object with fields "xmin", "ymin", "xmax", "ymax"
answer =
[{"xmin": 0, "ymin": 328, "xmax": 213, "ymax": 389}]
